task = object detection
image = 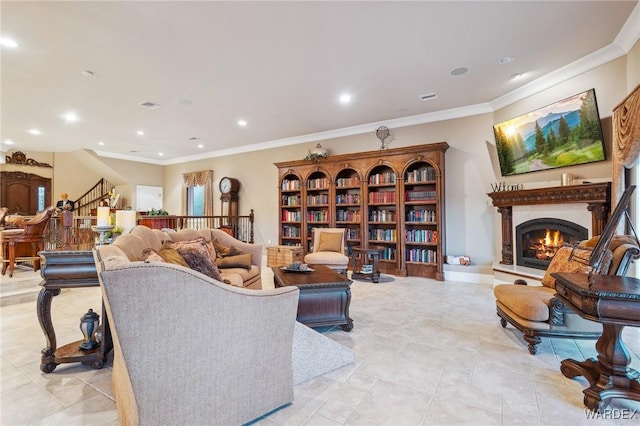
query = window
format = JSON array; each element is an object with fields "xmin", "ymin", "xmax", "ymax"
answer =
[
  {"xmin": 187, "ymin": 185, "xmax": 205, "ymax": 216},
  {"xmin": 38, "ymin": 186, "xmax": 46, "ymax": 211}
]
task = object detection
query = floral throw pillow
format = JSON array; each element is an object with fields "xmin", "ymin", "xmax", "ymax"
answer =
[
  {"xmin": 172, "ymin": 238, "xmax": 223, "ymax": 282},
  {"xmin": 541, "ymin": 246, "xmax": 612, "ymax": 288}
]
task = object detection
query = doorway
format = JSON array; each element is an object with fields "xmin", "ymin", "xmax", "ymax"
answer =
[{"xmin": 0, "ymin": 171, "xmax": 51, "ymax": 215}]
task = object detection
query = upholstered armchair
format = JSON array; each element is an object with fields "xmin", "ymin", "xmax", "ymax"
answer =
[
  {"xmin": 494, "ymin": 235, "xmax": 640, "ymax": 354},
  {"xmin": 0, "ymin": 207, "xmax": 54, "ymax": 277},
  {"xmin": 304, "ymin": 227, "xmax": 349, "ymax": 274}
]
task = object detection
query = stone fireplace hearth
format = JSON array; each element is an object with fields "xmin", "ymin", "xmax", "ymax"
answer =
[{"xmin": 488, "ymin": 182, "xmax": 611, "ymax": 283}]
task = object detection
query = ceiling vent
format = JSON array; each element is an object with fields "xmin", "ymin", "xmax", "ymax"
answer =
[
  {"xmin": 139, "ymin": 101, "xmax": 160, "ymax": 109},
  {"xmin": 188, "ymin": 137, "xmax": 200, "ymax": 141},
  {"xmin": 419, "ymin": 93, "xmax": 438, "ymax": 102}
]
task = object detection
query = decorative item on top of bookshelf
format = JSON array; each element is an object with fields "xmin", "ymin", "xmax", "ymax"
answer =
[
  {"xmin": 376, "ymin": 126, "xmax": 392, "ymax": 149},
  {"xmin": 493, "ymin": 88, "xmax": 606, "ymax": 176},
  {"xmin": 304, "ymin": 143, "xmax": 328, "ymax": 162}
]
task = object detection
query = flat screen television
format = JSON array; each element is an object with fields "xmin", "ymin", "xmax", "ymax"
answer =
[{"xmin": 493, "ymin": 88, "xmax": 606, "ymax": 176}]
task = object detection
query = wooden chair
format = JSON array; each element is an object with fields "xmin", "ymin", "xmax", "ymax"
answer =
[{"xmin": 1, "ymin": 207, "xmax": 54, "ymax": 277}]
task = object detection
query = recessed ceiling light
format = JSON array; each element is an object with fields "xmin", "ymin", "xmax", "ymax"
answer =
[
  {"xmin": 450, "ymin": 67, "xmax": 468, "ymax": 76},
  {"xmin": 339, "ymin": 94, "xmax": 352, "ymax": 104},
  {"xmin": 0, "ymin": 38, "xmax": 18, "ymax": 48},
  {"xmin": 158, "ymin": 152, "xmax": 164, "ymax": 156},
  {"xmin": 198, "ymin": 144, "xmax": 204, "ymax": 149},
  {"xmin": 136, "ymin": 130, "xmax": 144, "ymax": 136},
  {"xmin": 238, "ymin": 120, "xmax": 248, "ymax": 127},
  {"xmin": 62, "ymin": 112, "xmax": 79, "ymax": 123},
  {"xmin": 4, "ymin": 139, "xmax": 15, "ymax": 145},
  {"xmin": 510, "ymin": 73, "xmax": 524, "ymax": 80},
  {"xmin": 98, "ymin": 141, "xmax": 104, "ymax": 146},
  {"xmin": 499, "ymin": 56, "xmax": 515, "ymax": 64},
  {"xmin": 27, "ymin": 129, "xmax": 41, "ymax": 135}
]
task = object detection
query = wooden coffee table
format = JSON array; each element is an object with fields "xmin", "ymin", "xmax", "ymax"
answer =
[{"xmin": 273, "ymin": 264, "xmax": 353, "ymax": 331}]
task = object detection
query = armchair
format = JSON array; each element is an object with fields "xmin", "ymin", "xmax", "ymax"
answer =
[
  {"xmin": 304, "ymin": 227, "xmax": 349, "ymax": 274},
  {"xmin": 494, "ymin": 235, "xmax": 640, "ymax": 354},
  {"xmin": 0, "ymin": 207, "xmax": 54, "ymax": 277}
]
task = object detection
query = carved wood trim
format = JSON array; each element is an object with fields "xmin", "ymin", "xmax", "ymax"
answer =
[
  {"xmin": 487, "ymin": 182, "xmax": 610, "ymax": 207},
  {"xmin": 4, "ymin": 151, "xmax": 52, "ymax": 168},
  {"xmin": 488, "ymin": 183, "xmax": 611, "ymax": 264}
]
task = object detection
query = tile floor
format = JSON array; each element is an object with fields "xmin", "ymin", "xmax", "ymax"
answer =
[{"xmin": 1, "ymin": 262, "xmax": 639, "ymax": 425}]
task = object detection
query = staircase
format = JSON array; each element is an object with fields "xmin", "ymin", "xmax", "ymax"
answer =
[{"xmin": 75, "ymin": 178, "xmax": 116, "ymax": 216}]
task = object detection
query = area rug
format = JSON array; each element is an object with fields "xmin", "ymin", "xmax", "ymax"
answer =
[
  {"xmin": 350, "ymin": 274, "xmax": 395, "ymax": 283},
  {"xmin": 292, "ymin": 322, "xmax": 355, "ymax": 385}
]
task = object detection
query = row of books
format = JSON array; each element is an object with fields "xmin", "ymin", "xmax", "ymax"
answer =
[
  {"xmin": 369, "ymin": 229, "xmax": 397, "ymax": 242},
  {"xmin": 380, "ymin": 247, "xmax": 396, "ymax": 261},
  {"xmin": 307, "ymin": 210, "xmax": 329, "ymax": 222},
  {"xmin": 282, "ymin": 225, "xmax": 301, "ymax": 238},
  {"xmin": 369, "ymin": 209, "xmax": 395, "ymax": 222},
  {"xmin": 336, "ymin": 210, "xmax": 361, "ymax": 222},
  {"xmin": 307, "ymin": 177, "xmax": 329, "ymax": 189},
  {"xmin": 281, "ymin": 195, "xmax": 300, "ymax": 206},
  {"xmin": 336, "ymin": 177, "xmax": 360, "ymax": 187},
  {"xmin": 282, "ymin": 210, "xmax": 301, "ymax": 222},
  {"xmin": 405, "ymin": 167, "xmax": 436, "ymax": 183},
  {"xmin": 369, "ymin": 172, "xmax": 396, "ymax": 185},
  {"xmin": 336, "ymin": 193, "xmax": 360, "ymax": 204},
  {"xmin": 307, "ymin": 194, "xmax": 329, "ymax": 205},
  {"xmin": 406, "ymin": 209, "xmax": 436, "ymax": 222},
  {"xmin": 281, "ymin": 179, "xmax": 301, "ymax": 190},
  {"xmin": 405, "ymin": 190, "xmax": 437, "ymax": 201},
  {"xmin": 405, "ymin": 230, "xmax": 438, "ymax": 243},
  {"xmin": 406, "ymin": 249, "xmax": 437, "ymax": 263},
  {"xmin": 369, "ymin": 191, "xmax": 396, "ymax": 203}
]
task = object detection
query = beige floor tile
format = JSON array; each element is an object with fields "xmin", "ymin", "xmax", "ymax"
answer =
[{"xmin": 346, "ymin": 379, "xmax": 430, "ymax": 425}]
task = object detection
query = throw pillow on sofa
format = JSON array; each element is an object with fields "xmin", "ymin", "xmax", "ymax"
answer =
[
  {"xmin": 139, "ymin": 248, "xmax": 165, "ymax": 263},
  {"xmin": 158, "ymin": 247, "xmax": 190, "ymax": 268},
  {"xmin": 172, "ymin": 238, "xmax": 224, "ymax": 282},
  {"xmin": 216, "ymin": 253, "xmax": 252, "ymax": 270},
  {"xmin": 212, "ymin": 238, "xmax": 243, "ymax": 258}
]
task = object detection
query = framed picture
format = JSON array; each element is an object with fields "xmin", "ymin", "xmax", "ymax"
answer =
[{"xmin": 493, "ymin": 88, "xmax": 606, "ymax": 176}]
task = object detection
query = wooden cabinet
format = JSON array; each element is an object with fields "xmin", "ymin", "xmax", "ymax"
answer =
[{"xmin": 275, "ymin": 142, "xmax": 447, "ymax": 280}]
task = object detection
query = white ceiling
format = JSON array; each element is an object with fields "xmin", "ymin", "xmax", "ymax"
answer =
[{"xmin": 2, "ymin": 1, "xmax": 639, "ymax": 165}]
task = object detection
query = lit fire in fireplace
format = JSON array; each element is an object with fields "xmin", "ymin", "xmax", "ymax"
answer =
[{"xmin": 530, "ymin": 229, "xmax": 564, "ymax": 260}]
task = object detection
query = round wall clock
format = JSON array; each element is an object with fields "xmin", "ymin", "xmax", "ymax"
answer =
[{"xmin": 219, "ymin": 177, "xmax": 239, "ymax": 195}]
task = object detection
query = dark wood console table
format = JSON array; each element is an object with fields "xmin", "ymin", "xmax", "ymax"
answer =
[
  {"xmin": 37, "ymin": 250, "xmax": 112, "ymax": 373},
  {"xmin": 552, "ymin": 272, "xmax": 640, "ymax": 411}
]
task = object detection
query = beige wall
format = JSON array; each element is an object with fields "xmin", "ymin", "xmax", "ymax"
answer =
[{"xmin": 627, "ymin": 39, "xmax": 640, "ymax": 91}]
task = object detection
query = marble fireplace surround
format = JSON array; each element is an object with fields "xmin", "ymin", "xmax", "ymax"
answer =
[{"xmin": 488, "ymin": 182, "xmax": 611, "ymax": 282}]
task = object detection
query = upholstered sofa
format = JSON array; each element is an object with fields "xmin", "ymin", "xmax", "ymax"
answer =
[
  {"xmin": 92, "ymin": 226, "xmax": 356, "ymax": 425},
  {"xmin": 103, "ymin": 225, "xmax": 262, "ymax": 288}
]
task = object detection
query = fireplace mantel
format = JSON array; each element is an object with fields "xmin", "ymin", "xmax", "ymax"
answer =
[{"xmin": 488, "ymin": 182, "xmax": 611, "ymax": 264}]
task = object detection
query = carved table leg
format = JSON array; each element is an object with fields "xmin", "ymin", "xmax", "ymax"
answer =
[
  {"xmin": 37, "ymin": 287, "xmax": 61, "ymax": 373},
  {"xmin": 523, "ymin": 333, "xmax": 541, "ymax": 355},
  {"xmin": 561, "ymin": 323, "xmax": 640, "ymax": 411}
]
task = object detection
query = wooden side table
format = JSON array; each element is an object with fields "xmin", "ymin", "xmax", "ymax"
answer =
[
  {"xmin": 37, "ymin": 250, "xmax": 112, "ymax": 373},
  {"xmin": 350, "ymin": 246, "xmax": 384, "ymax": 283},
  {"xmin": 552, "ymin": 272, "xmax": 640, "ymax": 411}
]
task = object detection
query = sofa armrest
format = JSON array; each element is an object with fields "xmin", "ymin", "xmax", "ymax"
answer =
[{"xmin": 209, "ymin": 228, "xmax": 262, "ymax": 267}]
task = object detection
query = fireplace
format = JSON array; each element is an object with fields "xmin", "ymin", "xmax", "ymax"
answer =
[
  {"xmin": 515, "ymin": 218, "xmax": 588, "ymax": 270},
  {"xmin": 488, "ymin": 182, "xmax": 611, "ymax": 266}
]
